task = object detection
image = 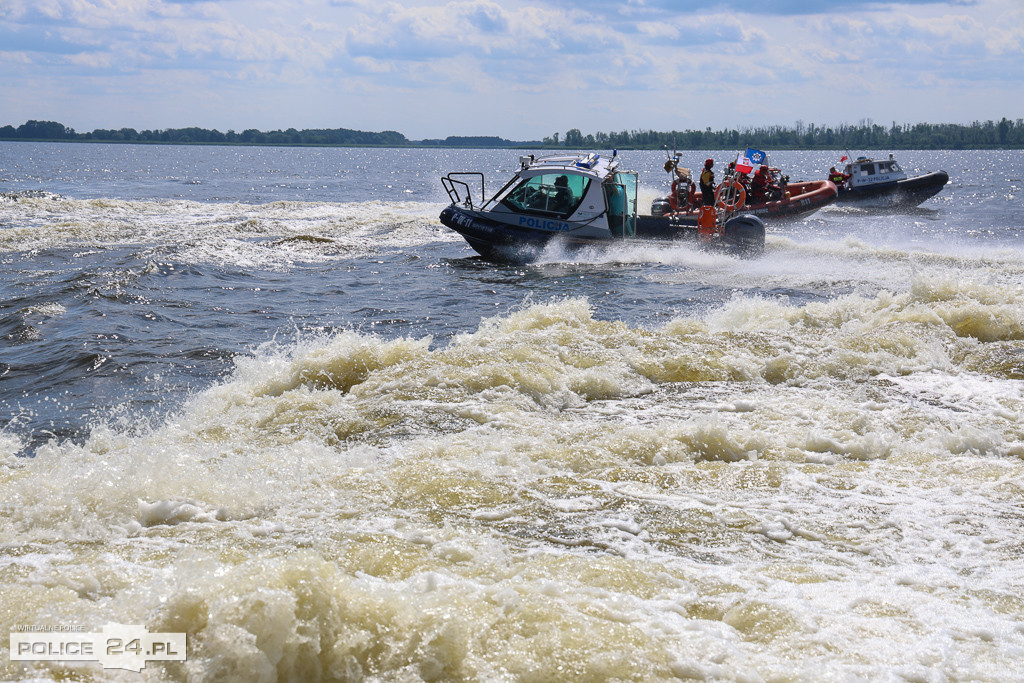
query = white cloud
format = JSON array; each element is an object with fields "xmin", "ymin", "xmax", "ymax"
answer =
[{"xmin": 0, "ymin": 0, "xmax": 1020, "ymax": 138}]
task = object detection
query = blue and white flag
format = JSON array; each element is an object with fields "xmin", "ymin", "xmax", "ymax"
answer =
[{"xmin": 745, "ymin": 148, "xmax": 768, "ymax": 166}]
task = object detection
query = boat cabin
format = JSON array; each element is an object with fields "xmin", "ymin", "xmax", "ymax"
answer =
[
  {"xmin": 442, "ymin": 152, "xmax": 638, "ymax": 238},
  {"xmin": 440, "ymin": 151, "xmax": 766, "ymax": 260},
  {"xmin": 843, "ymin": 154, "xmax": 908, "ymax": 189}
]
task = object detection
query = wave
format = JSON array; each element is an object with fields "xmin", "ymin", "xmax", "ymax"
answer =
[
  {"xmin": 5, "ymin": 289, "xmax": 1021, "ymax": 525},
  {"xmin": 0, "ymin": 196, "xmax": 454, "ymax": 268},
  {"xmin": 2, "ymin": 285, "xmax": 1023, "ymax": 680}
]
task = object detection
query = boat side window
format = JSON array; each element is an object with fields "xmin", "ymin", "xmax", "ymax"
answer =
[{"xmin": 502, "ymin": 173, "xmax": 590, "ymax": 217}]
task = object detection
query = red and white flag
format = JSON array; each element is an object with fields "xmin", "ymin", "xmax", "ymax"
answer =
[{"xmin": 734, "ymin": 154, "xmax": 754, "ymax": 174}]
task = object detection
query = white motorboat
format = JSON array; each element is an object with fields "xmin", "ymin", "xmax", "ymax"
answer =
[{"xmin": 440, "ymin": 152, "xmax": 764, "ymax": 262}]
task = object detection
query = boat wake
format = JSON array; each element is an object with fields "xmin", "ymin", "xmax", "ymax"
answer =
[{"xmin": 0, "ymin": 196, "xmax": 448, "ymax": 268}]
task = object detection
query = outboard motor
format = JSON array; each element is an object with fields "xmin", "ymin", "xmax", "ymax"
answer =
[
  {"xmin": 722, "ymin": 214, "xmax": 765, "ymax": 256},
  {"xmin": 651, "ymin": 197, "xmax": 672, "ymax": 217}
]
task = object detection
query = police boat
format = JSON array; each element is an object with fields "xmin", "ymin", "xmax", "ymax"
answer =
[
  {"xmin": 833, "ymin": 154, "xmax": 949, "ymax": 208},
  {"xmin": 440, "ymin": 152, "xmax": 764, "ymax": 262}
]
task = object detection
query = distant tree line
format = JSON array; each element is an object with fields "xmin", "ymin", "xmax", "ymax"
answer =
[
  {"xmin": 0, "ymin": 120, "xmax": 408, "ymax": 146},
  {"xmin": 2, "ymin": 118, "xmax": 1022, "ymax": 149},
  {"xmin": 418, "ymin": 135, "xmax": 528, "ymax": 147},
  {"xmin": 546, "ymin": 118, "xmax": 1024, "ymax": 150}
]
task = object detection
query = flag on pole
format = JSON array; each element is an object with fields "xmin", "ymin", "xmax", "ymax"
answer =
[
  {"xmin": 734, "ymin": 154, "xmax": 754, "ymax": 175},
  {"xmin": 840, "ymin": 155, "xmax": 849, "ymax": 163},
  {"xmin": 745, "ymin": 148, "xmax": 767, "ymax": 166}
]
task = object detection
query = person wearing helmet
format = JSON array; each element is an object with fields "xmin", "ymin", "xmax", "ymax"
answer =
[
  {"xmin": 828, "ymin": 166, "xmax": 850, "ymax": 187},
  {"xmin": 749, "ymin": 165, "xmax": 772, "ymax": 203},
  {"xmin": 699, "ymin": 158, "xmax": 715, "ymax": 207}
]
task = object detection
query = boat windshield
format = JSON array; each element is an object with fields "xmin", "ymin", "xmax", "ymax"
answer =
[{"xmin": 501, "ymin": 173, "xmax": 590, "ymax": 218}]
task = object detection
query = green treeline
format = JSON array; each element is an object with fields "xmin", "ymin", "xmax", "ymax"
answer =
[
  {"xmin": 0, "ymin": 120, "xmax": 409, "ymax": 146},
  {"xmin": 550, "ymin": 118, "xmax": 1024, "ymax": 150},
  {"xmin": 418, "ymin": 135, "xmax": 528, "ymax": 147},
  {"xmin": 3, "ymin": 118, "xmax": 1023, "ymax": 149}
]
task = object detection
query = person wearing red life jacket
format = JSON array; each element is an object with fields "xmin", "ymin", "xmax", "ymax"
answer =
[
  {"xmin": 749, "ymin": 165, "xmax": 779, "ymax": 203},
  {"xmin": 829, "ymin": 166, "xmax": 850, "ymax": 187}
]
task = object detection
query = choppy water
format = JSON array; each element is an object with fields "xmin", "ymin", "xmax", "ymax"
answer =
[{"xmin": 1, "ymin": 142, "xmax": 1023, "ymax": 681}]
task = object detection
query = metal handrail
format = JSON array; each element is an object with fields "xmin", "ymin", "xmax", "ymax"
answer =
[{"xmin": 441, "ymin": 172, "xmax": 485, "ymax": 209}]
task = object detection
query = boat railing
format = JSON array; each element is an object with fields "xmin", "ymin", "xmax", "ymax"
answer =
[{"xmin": 442, "ymin": 172, "xmax": 485, "ymax": 209}]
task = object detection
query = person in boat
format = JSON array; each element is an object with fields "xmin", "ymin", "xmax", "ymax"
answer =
[
  {"xmin": 828, "ymin": 166, "xmax": 850, "ymax": 187},
  {"xmin": 551, "ymin": 175, "xmax": 572, "ymax": 213},
  {"xmin": 771, "ymin": 168, "xmax": 789, "ymax": 200},
  {"xmin": 749, "ymin": 165, "xmax": 779, "ymax": 204},
  {"xmin": 699, "ymin": 159, "xmax": 715, "ymax": 207}
]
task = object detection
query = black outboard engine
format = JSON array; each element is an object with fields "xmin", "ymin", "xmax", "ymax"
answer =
[
  {"xmin": 722, "ymin": 214, "xmax": 765, "ymax": 256},
  {"xmin": 651, "ymin": 197, "xmax": 672, "ymax": 217}
]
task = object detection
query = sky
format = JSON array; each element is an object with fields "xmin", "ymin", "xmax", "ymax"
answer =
[{"xmin": 1, "ymin": 0, "xmax": 1022, "ymax": 141}]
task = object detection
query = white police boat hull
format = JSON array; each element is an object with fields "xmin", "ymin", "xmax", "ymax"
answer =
[
  {"xmin": 834, "ymin": 155, "xmax": 949, "ymax": 208},
  {"xmin": 440, "ymin": 152, "xmax": 764, "ymax": 262}
]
